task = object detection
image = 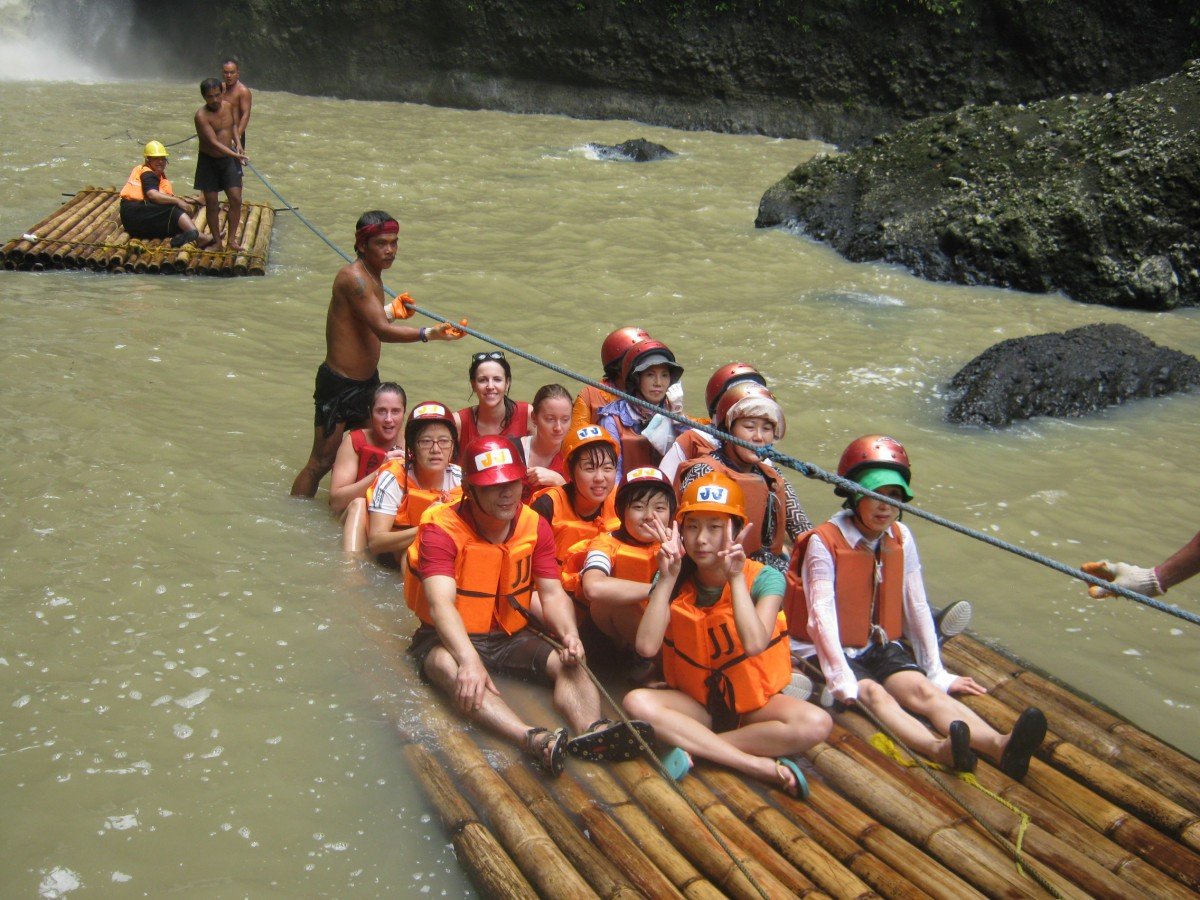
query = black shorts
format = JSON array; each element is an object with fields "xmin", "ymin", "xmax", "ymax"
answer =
[
  {"xmin": 408, "ymin": 624, "xmax": 554, "ymax": 685},
  {"xmin": 194, "ymin": 152, "xmax": 242, "ymax": 193},
  {"xmin": 119, "ymin": 199, "xmax": 184, "ymax": 238},
  {"xmin": 845, "ymin": 641, "xmax": 925, "ymax": 684},
  {"xmin": 312, "ymin": 362, "xmax": 379, "ymax": 435}
]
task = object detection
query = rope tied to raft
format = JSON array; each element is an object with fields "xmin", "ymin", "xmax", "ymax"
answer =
[
  {"xmin": 869, "ymin": 732, "xmax": 1035, "ymax": 877},
  {"xmin": 20, "ymin": 233, "xmax": 266, "ymax": 263},
  {"xmin": 251, "ymin": 148, "xmax": 1199, "ymax": 628},
  {"xmin": 792, "ymin": 656, "xmax": 1064, "ymax": 897}
]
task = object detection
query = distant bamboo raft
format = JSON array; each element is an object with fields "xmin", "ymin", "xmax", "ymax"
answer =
[
  {"xmin": 1, "ymin": 188, "xmax": 274, "ymax": 275},
  {"xmin": 384, "ymin": 632, "xmax": 1200, "ymax": 899}
]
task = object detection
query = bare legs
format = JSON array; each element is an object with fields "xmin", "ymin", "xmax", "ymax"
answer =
[{"xmin": 291, "ymin": 424, "xmax": 344, "ymax": 497}]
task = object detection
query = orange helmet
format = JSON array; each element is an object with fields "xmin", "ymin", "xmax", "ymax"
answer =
[
  {"xmin": 714, "ymin": 382, "xmax": 785, "ymax": 439},
  {"xmin": 462, "ymin": 435, "xmax": 526, "ymax": 486},
  {"xmin": 618, "ymin": 339, "xmax": 683, "ymax": 394},
  {"xmin": 561, "ymin": 423, "xmax": 620, "ymax": 470},
  {"xmin": 600, "ymin": 326, "xmax": 651, "ymax": 376},
  {"xmin": 704, "ymin": 363, "xmax": 766, "ymax": 416},
  {"xmin": 835, "ymin": 435, "xmax": 911, "ymax": 497},
  {"xmin": 404, "ymin": 400, "xmax": 458, "ymax": 453},
  {"xmin": 677, "ymin": 471, "xmax": 745, "ymax": 521}
]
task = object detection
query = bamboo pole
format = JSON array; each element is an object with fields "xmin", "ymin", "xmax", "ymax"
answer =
[
  {"xmin": 217, "ymin": 205, "xmax": 248, "ymax": 276},
  {"xmin": 696, "ymin": 765, "xmax": 884, "ymax": 899},
  {"xmin": 404, "ymin": 743, "xmax": 537, "ymax": 900},
  {"xmin": 50, "ymin": 203, "xmax": 115, "ymax": 266},
  {"xmin": 955, "ymin": 742, "xmax": 1200, "ymax": 898},
  {"xmin": 434, "ymin": 724, "xmax": 600, "ymax": 899},
  {"xmin": 580, "ymin": 764, "xmax": 730, "ymax": 900},
  {"xmin": 32, "ymin": 191, "xmax": 112, "ymax": 266},
  {"xmin": 171, "ymin": 207, "xmax": 210, "ymax": 272},
  {"xmin": 944, "ymin": 638, "xmax": 1200, "ymax": 807},
  {"xmin": 676, "ymin": 774, "xmax": 830, "ymax": 897},
  {"xmin": 4, "ymin": 189, "xmax": 101, "ymax": 262},
  {"xmin": 836, "ymin": 709, "xmax": 1162, "ymax": 899},
  {"xmin": 248, "ymin": 205, "xmax": 273, "ymax": 275},
  {"xmin": 73, "ymin": 216, "xmax": 124, "ymax": 270},
  {"xmin": 1, "ymin": 190, "xmax": 91, "ymax": 259},
  {"xmin": 233, "ymin": 204, "xmax": 262, "ymax": 276},
  {"xmin": 806, "ymin": 733, "xmax": 1063, "ymax": 898},
  {"xmin": 549, "ymin": 771, "xmax": 689, "ymax": 900},
  {"xmin": 499, "ymin": 760, "xmax": 645, "ymax": 899},
  {"xmin": 957, "ymin": 692, "xmax": 1200, "ymax": 850},
  {"xmin": 779, "ymin": 782, "xmax": 965, "ymax": 900},
  {"xmin": 610, "ymin": 756, "xmax": 803, "ymax": 900}
]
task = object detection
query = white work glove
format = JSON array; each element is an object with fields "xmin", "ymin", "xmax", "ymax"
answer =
[
  {"xmin": 666, "ymin": 382, "xmax": 684, "ymax": 415},
  {"xmin": 1081, "ymin": 560, "xmax": 1162, "ymax": 598},
  {"xmin": 641, "ymin": 413, "xmax": 679, "ymax": 455}
]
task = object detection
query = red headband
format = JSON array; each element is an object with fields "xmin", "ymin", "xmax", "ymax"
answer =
[{"xmin": 355, "ymin": 219, "xmax": 399, "ymax": 252}]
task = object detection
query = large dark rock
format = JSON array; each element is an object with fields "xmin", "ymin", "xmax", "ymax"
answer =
[
  {"xmin": 946, "ymin": 324, "xmax": 1200, "ymax": 427},
  {"xmin": 758, "ymin": 62, "xmax": 1200, "ymax": 309},
  {"xmin": 35, "ymin": 0, "xmax": 1200, "ymax": 147},
  {"xmin": 588, "ymin": 139, "xmax": 676, "ymax": 162}
]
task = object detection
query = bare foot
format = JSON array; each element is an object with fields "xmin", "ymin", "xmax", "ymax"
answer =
[
  {"xmin": 225, "ymin": 241, "xmax": 243, "ymax": 252},
  {"xmin": 196, "ymin": 233, "xmax": 216, "ymax": 249}
]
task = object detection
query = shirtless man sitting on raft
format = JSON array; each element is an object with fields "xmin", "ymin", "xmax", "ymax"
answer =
[{"xmin": 290, "ymin": 210, "xmax": 464, "ymax": 497}]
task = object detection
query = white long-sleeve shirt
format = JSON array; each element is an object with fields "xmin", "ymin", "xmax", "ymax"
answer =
[{"xmin": 792, "ymin": 510, "xmax": 954, "ymax": 702}]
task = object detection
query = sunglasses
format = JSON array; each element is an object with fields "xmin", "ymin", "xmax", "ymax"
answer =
[{"xmin": 471, "ymin": 351, "xmax": 506, "ymax": 363}]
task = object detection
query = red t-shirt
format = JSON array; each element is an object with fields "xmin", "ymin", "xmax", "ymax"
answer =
[{"xmin": 418, "ymin": 503, "xmax": 559, "ymax": 580}]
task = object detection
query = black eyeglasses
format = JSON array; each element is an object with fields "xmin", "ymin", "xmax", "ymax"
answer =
[{"xmin": 471, "ymin": 351, "xmax": 505, "ymax": 363}]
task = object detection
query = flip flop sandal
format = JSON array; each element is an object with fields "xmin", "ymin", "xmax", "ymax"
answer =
[
  {"xmin": 935, "ymin": 600, "xmax": 973, "ymax": 642},
  {"xmin": 948, "ymin": 720, "xmax": 978, "ymax": 772},
  {"xmin": 524, "ymin": 726, "xmax": 566, "ymax": 776},
  {"xmin": 998, "ymin": 707, "xmax": 1047, "ymax": 780},
  {"xmin": 661, "ymin": 746, "xmax": 693, "ymax": 782},
  {"xmin": 774, "ymin": 757, "xmax": 810, "ymax": 800},
  {"xmin": 566, "ymin": 718, "xmax": 654, "ymax": 762}
]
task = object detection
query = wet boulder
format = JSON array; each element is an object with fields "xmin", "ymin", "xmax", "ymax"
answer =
[
  {"xmin": 588, "ymin": 138, "xmax": 677, "ymax": 161},
  {"xmin": 758, "ymin": 62, "xmax": 1200, "ymax": 310},
  {"xmin": 946, "ymin": 323, "xmax": 1200, "ymax": 427}
]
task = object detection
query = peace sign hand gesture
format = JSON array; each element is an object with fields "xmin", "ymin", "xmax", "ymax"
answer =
[
  {"xmin": 718, "ymin": 519, "xmax": 754, "ymax": 579},
  {"xmin": 651, "ymin": 519, "xmax": 683, "ymax": 578}
]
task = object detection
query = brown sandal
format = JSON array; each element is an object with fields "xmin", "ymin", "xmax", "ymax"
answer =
[{"xmin": 524, "ymin": 726, "xmax": 566, "ymax": 776}]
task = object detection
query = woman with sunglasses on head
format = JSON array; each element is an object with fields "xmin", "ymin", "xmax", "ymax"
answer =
[
  {"xmin": 366, "ymin": 402, "xmax": 463, "ymax": 563},
  {"xmin": 329, "ymin": 382, "xmax": 408, "ymax": 552},
  {"xmin": 454, "ymin": 351, "xmax": 532, "ymax": 465}
]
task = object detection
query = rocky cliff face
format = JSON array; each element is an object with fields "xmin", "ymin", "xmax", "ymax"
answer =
[
  {"xmin": 757, "ymin": 62, "xmax": 1200, "ymax": 309},
  {"xmin": 39, "ymin": 0, "xmax": 1200, "ymax": 146}
]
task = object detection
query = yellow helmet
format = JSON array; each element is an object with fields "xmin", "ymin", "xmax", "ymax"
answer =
[
  {"xmin": 143, "ymin": 140, "xmax": 169, "ymax": 158},
  {"xmin": 677, "ymin": 471, "xmax": 745, "ymax": 521}
]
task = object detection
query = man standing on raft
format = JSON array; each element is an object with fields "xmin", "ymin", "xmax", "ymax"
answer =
[
  {"xmin": 291, "ymin": 210, "xmax": 465, "ymax": 497},
  {"xmin": 194, "ymin": 77, "xmax": 249, "ymax": 250},
  {"xmin": 221, "ymin": 57, "xmax": 252, "ymax": 149}
]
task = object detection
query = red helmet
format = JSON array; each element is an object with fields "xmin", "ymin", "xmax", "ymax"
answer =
[
  {"xmin": 713, "ymin": 382, "xmax": 784, "ymax": 438},
  {"xmin": 404, "ymin": 401, "xmax": 458, "ymax": 454},
  {"xmin": 600, "ymin": 327, "xmax": 651, "ymax": 376},
  {"xmin": 704, "ymin": 363, "xmax": 767, "ymax": 416},
  {"xmin": 462, "ymin": 435, "xmax": 526, "ymax": 486},
  {"xmin": 615, "ymin": 465, "xmax": 676, "ymax": 516},
  {"xmin": 835, "ymin": 435, "xmax": 911, "ymax": 497},
  {"xmin": 618, "ymin": 339, "xmax": 683, "ymax": 394}
]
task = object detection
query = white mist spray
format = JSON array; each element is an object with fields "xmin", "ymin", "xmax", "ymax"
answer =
[{"xmin": 0, "ymin": 0, "xmax": 133, "ymax": 82}]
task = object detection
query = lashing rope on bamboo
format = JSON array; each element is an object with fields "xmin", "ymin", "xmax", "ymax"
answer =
[{"xmin": 17, "ymin": 233, "xmax": 266, "ymax": 263}]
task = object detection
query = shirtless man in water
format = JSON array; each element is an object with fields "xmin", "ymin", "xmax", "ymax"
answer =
[
  {"xmin": 221, "ymin": 58, "xmax": 252, "ymax": 149},
  {"xmin": 290, "ymin": 210, "xmax": 465, "ymax": 497},
  {"xmin": 194, "ymin": 77, "xmax": 249, "ymax": 250}
]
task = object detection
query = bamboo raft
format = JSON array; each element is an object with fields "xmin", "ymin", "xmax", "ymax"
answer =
[
  {"xmin": 370, "ymin": 625, "xmax": 1200, "ymax": 899},
  {"xmin": 1, "ymin": 188, "xmax": 274, "ymax": 275}
]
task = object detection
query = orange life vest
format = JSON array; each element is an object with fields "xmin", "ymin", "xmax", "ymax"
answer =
[
  {"xmin": 530, "ymin": 484, "xmax": 621, "ymax": 564},
  {"xmin": 351, "ymin": 429, "xmax": 391, "ymax": 483},
  {"xmin": 661, "ymin": 561, "xmax": 791, "ymax": 720},
  {"xmin": 681, "ymin": 454, "xmax": 790, "ymax": 556},
  {"xmin": 404, "ymin": 502, "xmax": 539, "ymax": 634},
  {"xmin": 561, "ymin": 530, "xmax": 659, "ymax": 604},
  {"xmin": 369, "ymin": 460, "xmax": 464, "ymax": 530},
  {"xmin": 119, "ymin": 164, "xmax": 173, "ymax": 202},
  {"xmin": 784, "ymin": 521, "xmax": 905, "ymax": 647},
  {"xmin": 668, "ymin": 428, "xmax": 716, "ymax": 470},
  {"xmin": 571, "ymin": 383, "xmax": 616, "ymax": 430}
]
